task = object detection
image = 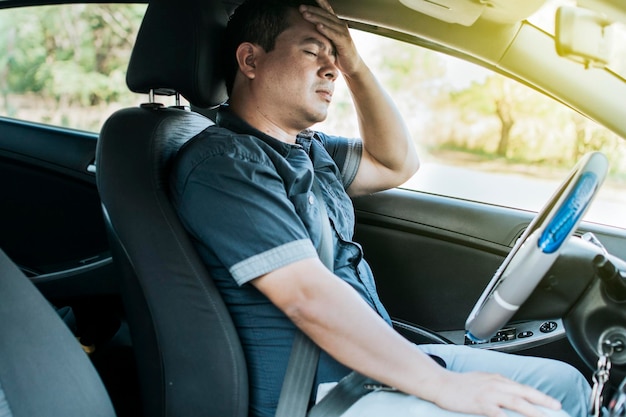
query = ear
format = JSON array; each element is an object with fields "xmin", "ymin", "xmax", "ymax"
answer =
[{"xmin": 235, "ymin": 42, "xmax": 261, "ymax": 80}]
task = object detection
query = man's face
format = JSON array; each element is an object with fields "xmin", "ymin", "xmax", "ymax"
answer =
[{"xmin": 252, "ymin": 9, "xmax": 338, "ymax": 131}]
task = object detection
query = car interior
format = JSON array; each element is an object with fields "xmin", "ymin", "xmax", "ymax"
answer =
[{"xmin": 2, "ymin": 0, "xmax": 626, "ymax": 416}]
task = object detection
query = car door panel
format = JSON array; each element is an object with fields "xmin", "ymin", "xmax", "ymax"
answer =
[
  {"xmin": 354, "ymin": 189, "xmax": 512, "ymax": 331},
  {"xmin": 0, "ymin": 118, "xmax": 114, "ymax": 297}
]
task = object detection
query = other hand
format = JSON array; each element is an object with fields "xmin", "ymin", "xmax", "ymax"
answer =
[{"xmin": 430, "ymin": 371, "xmax": 563, "ymax": 417}]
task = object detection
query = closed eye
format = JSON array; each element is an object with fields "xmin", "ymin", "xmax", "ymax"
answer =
[{"xmin": 304, "ymin": 50, "xmax": 318, "ymax": 57}]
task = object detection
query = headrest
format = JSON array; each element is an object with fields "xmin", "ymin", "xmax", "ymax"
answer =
[{"xmin": 126, "ymin": 0, "xmax": 229, "ymax": 108}]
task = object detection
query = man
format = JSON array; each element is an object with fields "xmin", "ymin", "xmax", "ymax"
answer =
[{"xmin": 170, "ymin": 0, "xmax": 591, "ymax": 416}]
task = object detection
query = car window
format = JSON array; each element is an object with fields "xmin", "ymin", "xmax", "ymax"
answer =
[
  {"xmin": 0, "ymin": 3, "xmax": 147, "ymax": 132},
  {"xmin": 314, "ymin": 30, "xmax": 626, "ymax": 230},
  {"xmin": 3, "ymin": 5, "xmax": 623, "ymax": 230}
]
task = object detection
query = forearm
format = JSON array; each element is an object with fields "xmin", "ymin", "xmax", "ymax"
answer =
[
  {"xmin": 296, "ymin": 270, "xmax": 447, "ymax": 396},
  {"xmin": 254, "ymin": 258, "xmax": 448, "ymax": 402},
  {"xmin": 344, "ymin": 63, "xmax": 420, "ymax": 193}
]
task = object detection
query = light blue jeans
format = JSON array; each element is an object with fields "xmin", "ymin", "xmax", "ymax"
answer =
[{"xmin": 340, "ymin": 344, "xmax": 591, "ymax": 417}]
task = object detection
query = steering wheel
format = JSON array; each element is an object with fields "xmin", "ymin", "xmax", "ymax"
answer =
[{"xmin": 465, "ymin": 151, "xmax": 608, "ymax": 342}]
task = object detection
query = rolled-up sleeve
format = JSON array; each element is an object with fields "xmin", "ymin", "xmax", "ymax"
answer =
[
  {"xmin": 315, "ymin": 132, "xmax": 362, "ymax": 189},
  {"xmin": 230, "ymin": 239, "xmax": 315, "ymax": 285}
]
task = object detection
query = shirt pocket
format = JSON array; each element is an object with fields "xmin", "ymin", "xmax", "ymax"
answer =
[
  {"xmin": 319, "ymin": 176, "xmax": 355, "ymax": 242},
  {"xmin": 290, "ymin": 191, "xmax": 323, "ymax": 249}
]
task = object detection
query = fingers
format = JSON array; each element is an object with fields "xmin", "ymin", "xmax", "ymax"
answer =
[
  {"xmin": 491, "ymin": 384, "xmax": 560, "ymax": 417},
  {"xmin": 434, "ymin": 372, "xmax": 563, "ymax": 417},
  {"xmin": 481, "ymin": 375, "xmax": 561, "ymax": 417},
  {"xmin": 517, "ymin": 383, "xmax": 562, "ymax": 412},
  {"xmin": 498, "ymin": 375, "xmax": 562, "ymax": 412},
  {"xmin": 314, "ymin": 0, "xmax": 335, "ymax": 15},
  {"xmin": 299, "ymin": 3, "xmax": 346, "ymax": 36}
]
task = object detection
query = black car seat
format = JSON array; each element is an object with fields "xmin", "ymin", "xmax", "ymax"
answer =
[
  {"xmin": 95, "ymin": 0, "xmax": 248, "ymax": 416},
  {"xmin": 0, "ymin": 248, "xmax": 116, "ymax": 417}
]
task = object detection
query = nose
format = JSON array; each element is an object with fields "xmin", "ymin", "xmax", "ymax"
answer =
[{"xmin": 319, "ymin": 55, "xmax": 338, "ymax": 81}]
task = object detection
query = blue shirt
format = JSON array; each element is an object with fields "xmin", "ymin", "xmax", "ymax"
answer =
[{"xmin": 171, "ymin": 107, "xmax": 391, "ymax": 417}]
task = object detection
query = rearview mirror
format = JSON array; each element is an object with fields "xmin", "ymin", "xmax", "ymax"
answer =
[{"xmin": 555, "ymin": 6, "xmax": 616, "ymax": 68}]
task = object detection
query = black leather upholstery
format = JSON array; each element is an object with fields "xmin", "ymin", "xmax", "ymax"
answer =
[
  {"xmin": 0, "ymin": 248, "xmax": 116, "ymax": 417},
  {"xmin": 96, "ymin": 0, "xmax": 248, "ymax": 416},
  {"xmin": 126, "ymin": 0, "xmax": 228, "ymax": 107}
]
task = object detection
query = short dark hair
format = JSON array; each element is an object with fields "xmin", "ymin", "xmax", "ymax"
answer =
[{"xmin": 222, "ymin": 0, "xmax": 318, "ymax": 96}]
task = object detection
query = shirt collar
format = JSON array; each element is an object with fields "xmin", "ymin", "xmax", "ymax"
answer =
[{"xmin": 216, "ymin": 105, "xmax": 315, "ymax": 155}]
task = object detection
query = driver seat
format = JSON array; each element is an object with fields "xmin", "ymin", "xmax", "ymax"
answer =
[{"xmin": 96, "ymin": 0, "xmax": 248, "ymax": 416}]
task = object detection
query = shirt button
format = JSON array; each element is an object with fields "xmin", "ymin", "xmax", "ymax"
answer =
[{"xmin": 308, "ymin": 195, "xmax": 315, "ymax": 205}]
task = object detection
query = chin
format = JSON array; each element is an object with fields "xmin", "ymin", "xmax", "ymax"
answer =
[{"xmin": 307, "ymin": 110, "xmax": 328, "ymax": 125}]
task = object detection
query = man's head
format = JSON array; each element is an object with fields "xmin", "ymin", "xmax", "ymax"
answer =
[
  {"xmin": 222, "ymin": 0, "xmax": 340, "ymax": 137},
  {"xmin": 222, "ymin": 0, "xmax": 319, "ymax": 96}
]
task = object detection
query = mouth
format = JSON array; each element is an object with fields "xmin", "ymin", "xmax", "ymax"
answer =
[{"xmin": 316, "ymin": 88, "xmax": 333, "ymax": 103}]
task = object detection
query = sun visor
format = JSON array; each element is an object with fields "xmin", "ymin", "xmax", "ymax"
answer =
[
  {"xmin": 398, "ymin": 0, "xmax": 546, "ymax": 26},
  {"xmin": 398, "ymin": 0, "xmax": 485, "ymax": 26}
]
